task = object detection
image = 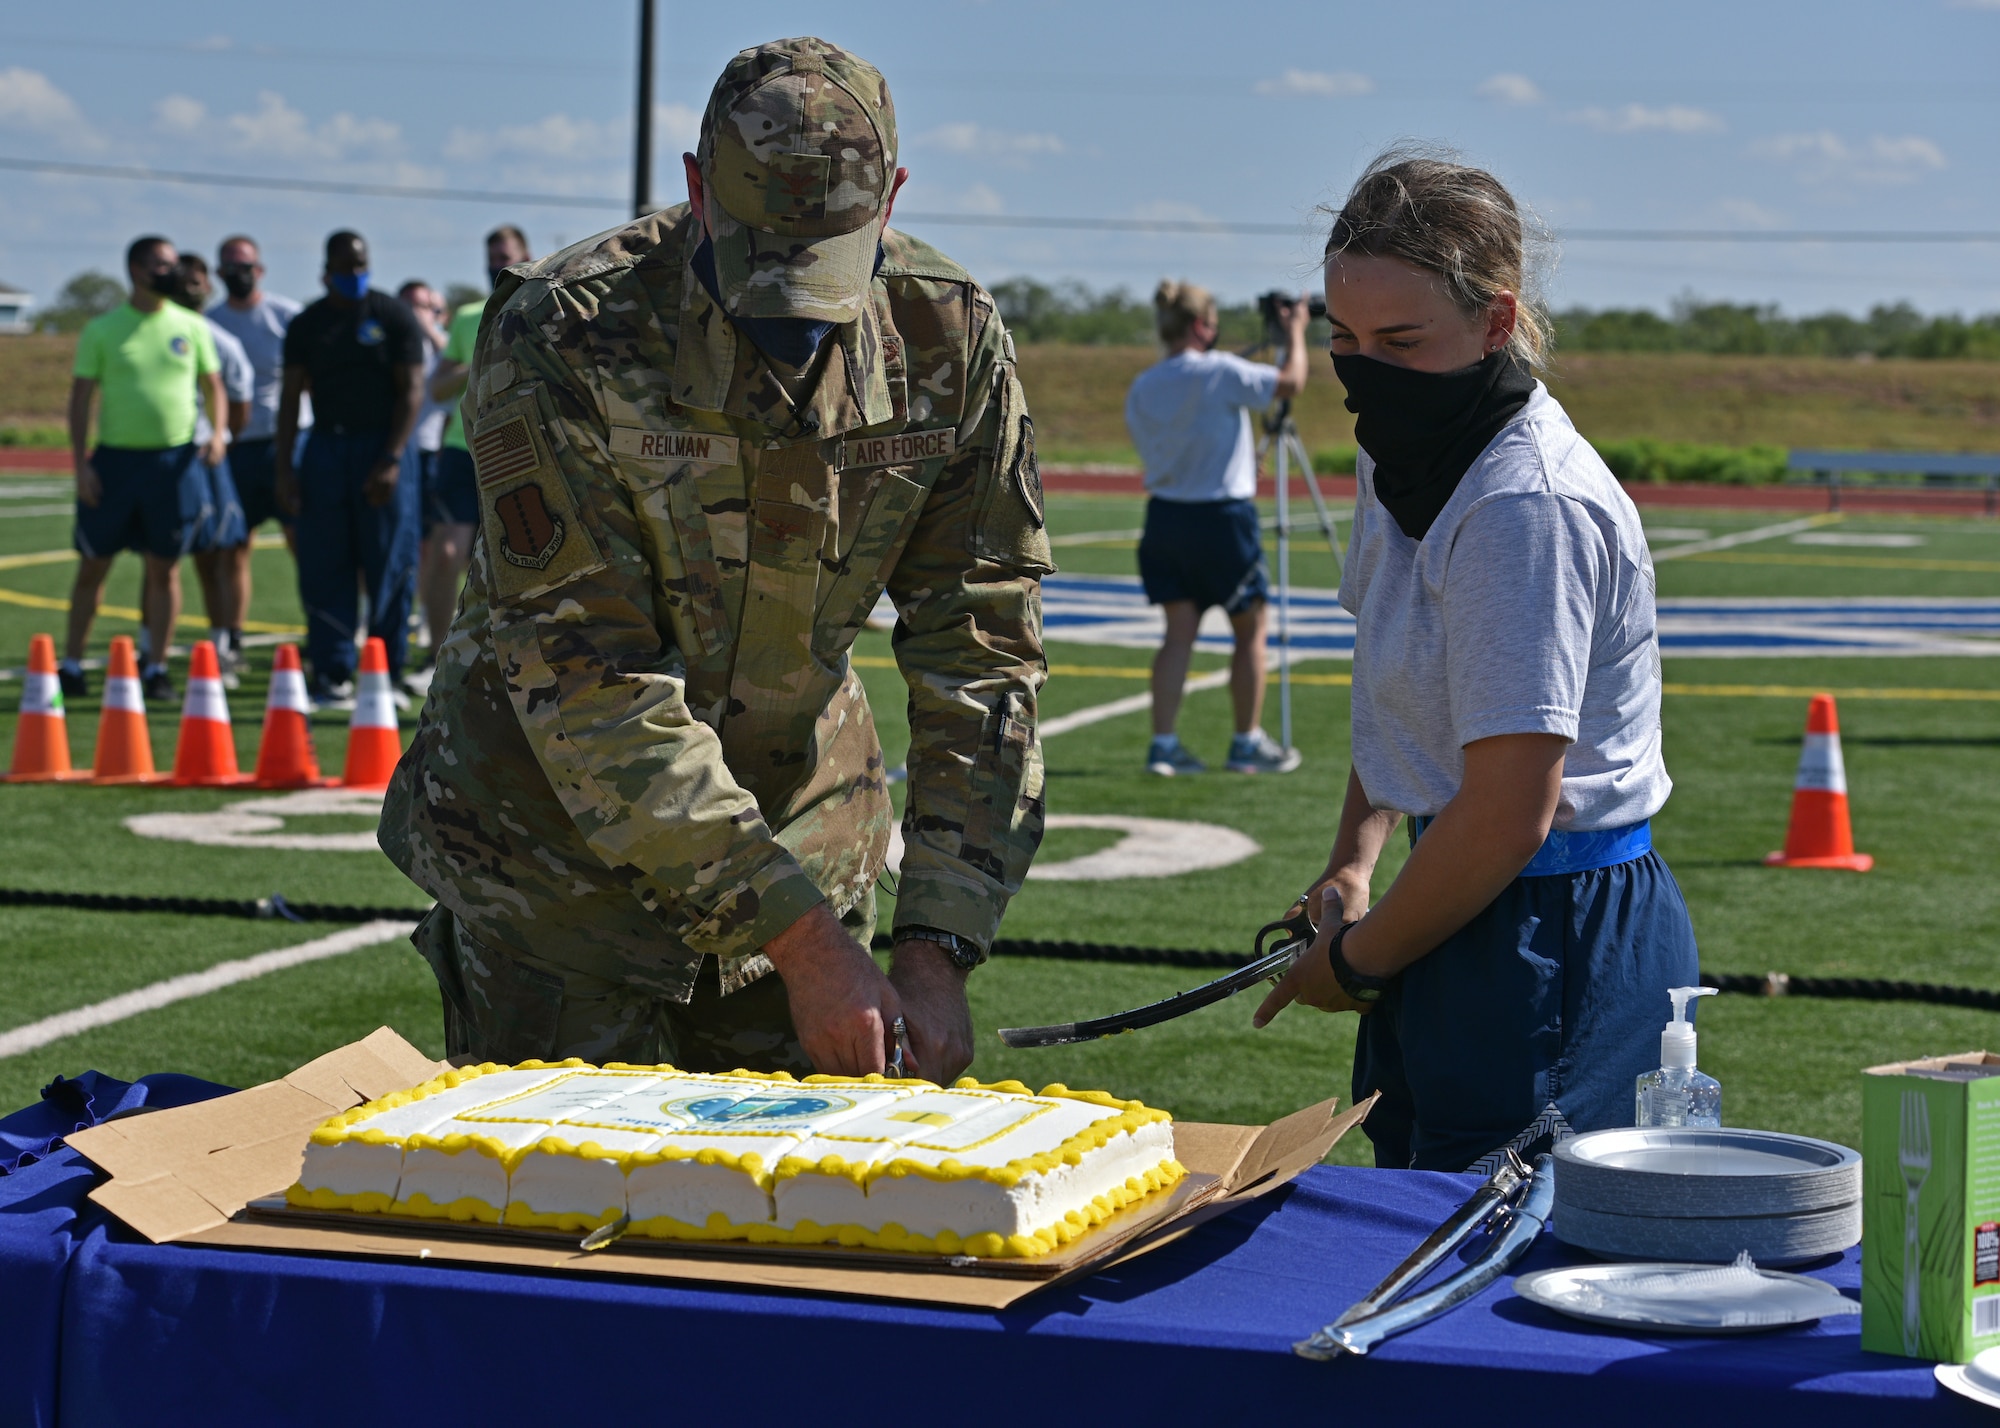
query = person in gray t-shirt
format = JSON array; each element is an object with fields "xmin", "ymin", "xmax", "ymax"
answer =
[{"xmin": 1254, "ymin": 152, "xmax": 1698, "ymax": 1175}]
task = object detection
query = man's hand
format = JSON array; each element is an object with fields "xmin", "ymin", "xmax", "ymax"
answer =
[
  {"xmin": 74, "ymin": 457, "xmax": 101, "ymax": 509},
  {"xmin": 763, "ymin": 903, "xmax": 903, "ymax": 1076},
  {"xmin": 201, "ymin": 434, "xmax": 228, "ymax": 470},
  {"xmin": 1252, "ymin": 884, "xmax": 1373, "ymax": 1028},
  {"xmin": 889, "ymin": 939, "xmax": 975, "ymax": 1085},
  {"xmin": 363, "ymin": 457, "xmax": 401, "ymax": 507}
]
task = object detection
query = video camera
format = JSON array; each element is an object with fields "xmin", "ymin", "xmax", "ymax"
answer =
[{"xmin": 1258, "ymin": 290, "xmax": 1327, "ymax": 349}]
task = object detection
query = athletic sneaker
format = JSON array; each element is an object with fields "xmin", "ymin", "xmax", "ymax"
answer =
[
  {"xmin": 1226, "ymin": 729, "xmax": 1303, "ymax": 774},
  {"xmin": 216, "ymin": 638, "xmax": 243, "ymax": 691},
  {"xmin": 1147, "ymin": 738, "xmax": 1207, "ymax": 777},
  {"xmin": 142, "ymin": 667, "xmax": 175, "ymax": 705},
  {"xmin": 308, "ymin": 675, "xmax": 356, "ymax": 711},
  {"xmin": 58, "ymin": 662, "xmax": 87, "ymax": 701}
]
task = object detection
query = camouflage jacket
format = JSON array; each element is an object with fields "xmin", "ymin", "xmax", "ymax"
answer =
[{"xmin": 378, "ymin": 206, "xmax": 1050, "ymax": 1002}]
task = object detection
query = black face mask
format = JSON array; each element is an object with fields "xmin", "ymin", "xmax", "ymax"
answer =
[
  {"xmin": 1332, "ymin": 349, "xmax": 1536, "ymax": 541},
  {"xmin": 218, "ymin": 266, "xmax": 256, "ymax": 301},
  {"xmin": 145, "ymin": 266, "xmax": 179, "ymax": 297}
]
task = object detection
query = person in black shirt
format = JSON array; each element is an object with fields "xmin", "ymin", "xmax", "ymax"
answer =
[{"xmin": 275, "ymin": 230, "xmax": 425, "ymax": 701}]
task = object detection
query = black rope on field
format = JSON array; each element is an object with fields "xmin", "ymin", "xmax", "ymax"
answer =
[
  {"xmin": 3, "ymin": 887, "xmax": 1997, "ymax": 1013},
  {"xmin": 0, "ymin": 886, "xmax": 430, "ymax": 924}
]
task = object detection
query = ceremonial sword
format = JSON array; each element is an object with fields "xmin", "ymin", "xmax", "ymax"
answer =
[{"xmin": 996, "ymin": 904, "xmax": 1318, "ymax": 1049}]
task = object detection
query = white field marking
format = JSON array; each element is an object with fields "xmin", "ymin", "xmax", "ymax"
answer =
[
  {"xmin": 1025, "ymin": 814, "xmax": 1261, "ymax": 881},
  {"xmin": 1038, "ymin": 668, "xmax": 1232, "ymax": 739},
  {"xmin": 1650, "ymin": 515, "xmax": 1830, "ymax": 561},
  {"xmin": 884, "ymin": 813, "xmax": 1258, "ymax": 883},
  {"xmin": 0, "ymin": 482, "xmax": 75, "ymax": 499},
  {"xmin": 0, "ymin": 504, "xmax": 77, "ymax": 519},
  {"xmin": 1643, "ymin": 526, "xmax": 1709, "ymax": 543},
  {"xmin": 1791, "ymin": 532, "xmax": 1926, "ymax": 548},
  {"xmin": 1048, "ymin": 527, "xmax": 1144, "ymax": 547},
  {"xmin": 0, "ymin": 920, "xmax": 416, "ymax": 1060},
  {"xmin": 125, "ymin": 788, "xmax": 386, "ymax": 851}
]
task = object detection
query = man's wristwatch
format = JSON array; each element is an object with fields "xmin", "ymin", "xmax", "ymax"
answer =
[
  {"xmin": 1326, "ymin": 921, "xmax": 1391, "ymax": 1004},
  {"xmin": 895, "ymin": 926, "xmax": 984, "ymax": 972}
]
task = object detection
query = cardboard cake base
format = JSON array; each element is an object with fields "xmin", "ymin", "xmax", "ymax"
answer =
[{"xmin": 67, "ymin": 1028, "xmax": 1372, "ymax": 1309}]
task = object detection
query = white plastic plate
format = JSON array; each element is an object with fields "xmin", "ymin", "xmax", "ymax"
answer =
[
  {"xmin": 1515, "ymin": 1258, "xmax": 1859, "ymax": 1335},
  {"xmin": 1936, "ymin": 1348, "xmax": 2000, "ymax": 1411}
]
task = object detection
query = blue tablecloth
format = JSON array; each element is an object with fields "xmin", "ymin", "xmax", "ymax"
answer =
[{"xmin": 1, "ymin": 1078, "xmax": 1983, "ymax": 1428}]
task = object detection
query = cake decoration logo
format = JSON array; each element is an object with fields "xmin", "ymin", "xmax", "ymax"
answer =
[{"xmin": 661, "ymin": 1093, "xmax": 854, "ymax": 1125}]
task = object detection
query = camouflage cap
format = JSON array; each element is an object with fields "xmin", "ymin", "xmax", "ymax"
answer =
[{"xmin": 695, "ymin": 37, "xmax": 898, "ymax": 325}]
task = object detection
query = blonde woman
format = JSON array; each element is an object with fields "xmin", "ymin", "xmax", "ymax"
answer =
[
  {"xmin": 1254, "ymin": 153, "xmax": 1698, "ymax": 1174},
  {"xmin": 1124, "ymin": 280, "xmax": 1308, "ymax": 776}
]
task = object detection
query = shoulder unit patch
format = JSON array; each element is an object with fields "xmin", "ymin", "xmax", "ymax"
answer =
[{"xmin": 471, "ymin": 389, "xmax": 604, "ymax": 601}]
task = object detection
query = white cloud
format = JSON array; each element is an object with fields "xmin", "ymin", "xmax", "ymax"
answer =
[
  {"xmin": 1254, "ymin": 69, "xmax": 1373, "ymax": 98},
  {"xmin": 0, "ymin": 67, "xmax": 100, "ymax": 148},
  {"xmin": 218, "ymin": 91, "xmax": 400, "ymax": 161},
  {"xmin": 655, "ymin": 102, "xmax": 700, "ymax": 150},
  {"xmin": 1476, "ymin": 73, "xmax": 1543, "ymax": 105},
  {"xmin": 446, "ymin": 114, "xmax": 618, "ymax": 162},
  {"xmin": 956, "ymin": 182, "xmax": 1004, "ymax": 215},
  {"xmin": 1716, "ymin": 198, "xmax": 1785, "ymax": 228},
  {"xmin": 1570, "ymin": 103, "xmax": 1724, "ymax": 135},
  {"xmin": 1749, "ymin": 130, "xmax": 1946, "ymax": 185},
  {"xmin": 153, "ymin": 94, "xmax": 206, "ymax": 136},
  {"xmin": 918, "ymin": 123, "xmax": 1064, "ymax": 161}
]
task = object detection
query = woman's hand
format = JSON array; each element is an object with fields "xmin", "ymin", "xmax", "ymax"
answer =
[{"xmin": 1253, "ymin": 885, "xmax": 1373, "ymax": 1027}]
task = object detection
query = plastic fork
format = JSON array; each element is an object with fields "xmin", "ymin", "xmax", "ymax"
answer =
[{"xmin": 1900, "ymin": 1090, "xmax": 1932, "ymax": 1356}]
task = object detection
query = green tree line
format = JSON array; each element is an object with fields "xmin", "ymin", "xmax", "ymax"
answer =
[{"xmin": 988, "ymin": 277, "xmax": 2000, "ymax": 359}]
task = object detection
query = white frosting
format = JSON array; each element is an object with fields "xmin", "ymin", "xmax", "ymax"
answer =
[{"xmin": 294, "ymin": 1065, "xmax": 1179, "ymax": 1254}]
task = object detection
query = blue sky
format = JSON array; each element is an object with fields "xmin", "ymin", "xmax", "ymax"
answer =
[{"xmin": 1, "ymin": 0, "xmax": 1996, "ymax": 317}]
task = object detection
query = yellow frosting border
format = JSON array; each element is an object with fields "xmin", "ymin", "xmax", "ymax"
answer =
[{"xmin": 289, "ymin": 1059, "xmax": 1183, "ymax": 1256}]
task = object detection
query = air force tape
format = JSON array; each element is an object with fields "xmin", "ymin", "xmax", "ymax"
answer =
[{"xmin": 838, "ymin": 427, "xmax": 956, "ymax": 471}]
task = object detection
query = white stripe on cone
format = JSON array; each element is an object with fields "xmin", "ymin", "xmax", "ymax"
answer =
[
  {"xmin": 20, "ymin": 671, "xmax": 62, "ymax": 718},
  {"xmin": 266, "ymin": 668, "xmax": 311, "ymax": 717},
  {"xmin": 182, "ymin": 677, "xmax": 231, "ymax": 726},
  {"xmin": 351, "ymin": 671, "xmax": 398, "ymax": 731},
  {"xmin": 1794, "ymin": 731, "xmax": 1849, "ymax": 795},
  {"xmin": 103, "ymin": 675, "xmax": 145, "ymax": 715}
]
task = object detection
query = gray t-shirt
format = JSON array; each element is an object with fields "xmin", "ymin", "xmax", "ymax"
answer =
[
  {"xmin": 1125, "ymin": 350, "xmax": 1279, "ymax": 502},
  {"xmin": 193, "ymin": 318, "xmax": 255, "ymax": 448},
  {"xmin": 207, "ymin": 293, "xmax": 307, "ymax": 441},
  {"xmin": 1338, "ymin": 385, "xmax": 1669, "ymax": 831}
]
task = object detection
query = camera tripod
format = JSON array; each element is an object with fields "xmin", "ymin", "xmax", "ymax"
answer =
[{"xmin": 1255, "ymin": 394, "xmax": 1346, "ymax": 757}]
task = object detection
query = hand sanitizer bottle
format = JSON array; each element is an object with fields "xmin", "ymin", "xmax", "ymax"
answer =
[{"xmin": 1635, "ymin": 986, "xmax": 1722, "ymax": 1128}]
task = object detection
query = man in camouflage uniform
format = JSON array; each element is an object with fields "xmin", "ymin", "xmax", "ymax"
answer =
[{"xmin": 378, "ymin": 37, "xmax": 1049, "ymax": 1084}]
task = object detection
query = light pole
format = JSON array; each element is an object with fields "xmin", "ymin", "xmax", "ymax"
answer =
[{"xmin": 632, "ymin": 0, "xmax": 656, "ymax": 219}]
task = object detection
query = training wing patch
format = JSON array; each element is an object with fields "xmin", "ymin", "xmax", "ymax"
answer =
[{"xmin": 471, "ymin": 390, "xmax": 604, "ymax": 601}]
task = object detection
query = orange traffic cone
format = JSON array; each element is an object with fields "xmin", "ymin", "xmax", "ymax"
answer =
[
  {"xmin": 91, "ymin": 635, "xmax": 165, "ymax": 783},
  {"xmin": 1765, "ymin": 693, "xmax": 1873, "ymax": 872},
  {"xmin": 170, "ymin": 640, "xmax": 252, "ymax": 786},
  {"xmin": 6, "ymin": 634, "xmax": 89, "ymax": 782},
  {"xmin": 253, "ymin": 644, "xmax": 333, "ymax": 788},
  {"xmin": 341, "ymin": 636, "xmax": 402, "ymax": 789}
]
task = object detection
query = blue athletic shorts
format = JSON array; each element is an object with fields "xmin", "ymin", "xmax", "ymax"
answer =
[
  {"xmin": 1138, "ymin": 496, "xmax": 1268, "ymax": 614},
  {"xmin": 424, "ymin": 446, "xmax": 479, "ymax": 533},
  {"xmin": 229, "ymin": 436, "xmax": 292, "ymax": 533},
  {"xmin": 1353, "ymin": 848, "xmax": 1701, "ymax": 1173},
  {"xmin": 191, "ymin": 454, "xmax": 247, "ymax": 552},
  {"xmin": 74, "ymin": 445, "xmax": 206, "ymax": 561}
]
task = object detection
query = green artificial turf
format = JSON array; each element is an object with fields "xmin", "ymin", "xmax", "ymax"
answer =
[{"xmin": 0, "ymin": 476, "xmax": 1995, "ymax": 1166}]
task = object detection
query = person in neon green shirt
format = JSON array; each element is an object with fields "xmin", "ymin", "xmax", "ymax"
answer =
[
  {"xmin": 418, "ymin": 223, "xmax": 530, "ymax": 671},
  {"xmin": 64, "ymin": 235, "xmax": 227, "ymax": 703}
]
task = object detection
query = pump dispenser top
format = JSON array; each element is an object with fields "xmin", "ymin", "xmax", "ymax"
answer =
[{"xmin": 1661, "ymin": 986, "xmax": 1716, "ymax": 1069}]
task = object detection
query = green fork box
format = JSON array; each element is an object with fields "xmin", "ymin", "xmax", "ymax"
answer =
[{"xmin": 1862, "ymin": 1052, "xmax": 2000, "ymax": 1362}]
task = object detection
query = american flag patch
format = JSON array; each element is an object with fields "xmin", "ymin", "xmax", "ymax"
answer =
[{"xmin": 472, "ymin": 416, "xmax": 541, "ymax": 487}]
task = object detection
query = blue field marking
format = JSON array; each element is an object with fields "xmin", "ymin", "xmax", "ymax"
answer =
[{"xmin": 1036, "ymin": 575, "xmax": 2000, "ymax": 659}]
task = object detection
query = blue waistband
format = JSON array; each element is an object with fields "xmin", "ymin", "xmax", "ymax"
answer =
[{"xmin": 1409, "ymin": 816, "xmax": 1653, "ymax": 877}]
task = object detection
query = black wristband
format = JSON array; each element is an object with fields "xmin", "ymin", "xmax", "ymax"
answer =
[{"xmin": 1326, "ymin": 920, "xmax": 1390, "ymax": 1003}]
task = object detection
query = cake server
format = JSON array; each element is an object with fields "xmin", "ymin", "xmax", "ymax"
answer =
[
  {"xmin": 996, "ymin": 905, "xmax": 1316, "ymax": 1049},
  {"xmin": 1294, "ymin": 1153, "xmax": 1557, "ymax": 1359}
]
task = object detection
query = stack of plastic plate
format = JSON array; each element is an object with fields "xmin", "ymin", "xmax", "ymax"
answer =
[{"xmin": 1552, "ymin": 1128, "xmax": 1861, "ymax": 1265}]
